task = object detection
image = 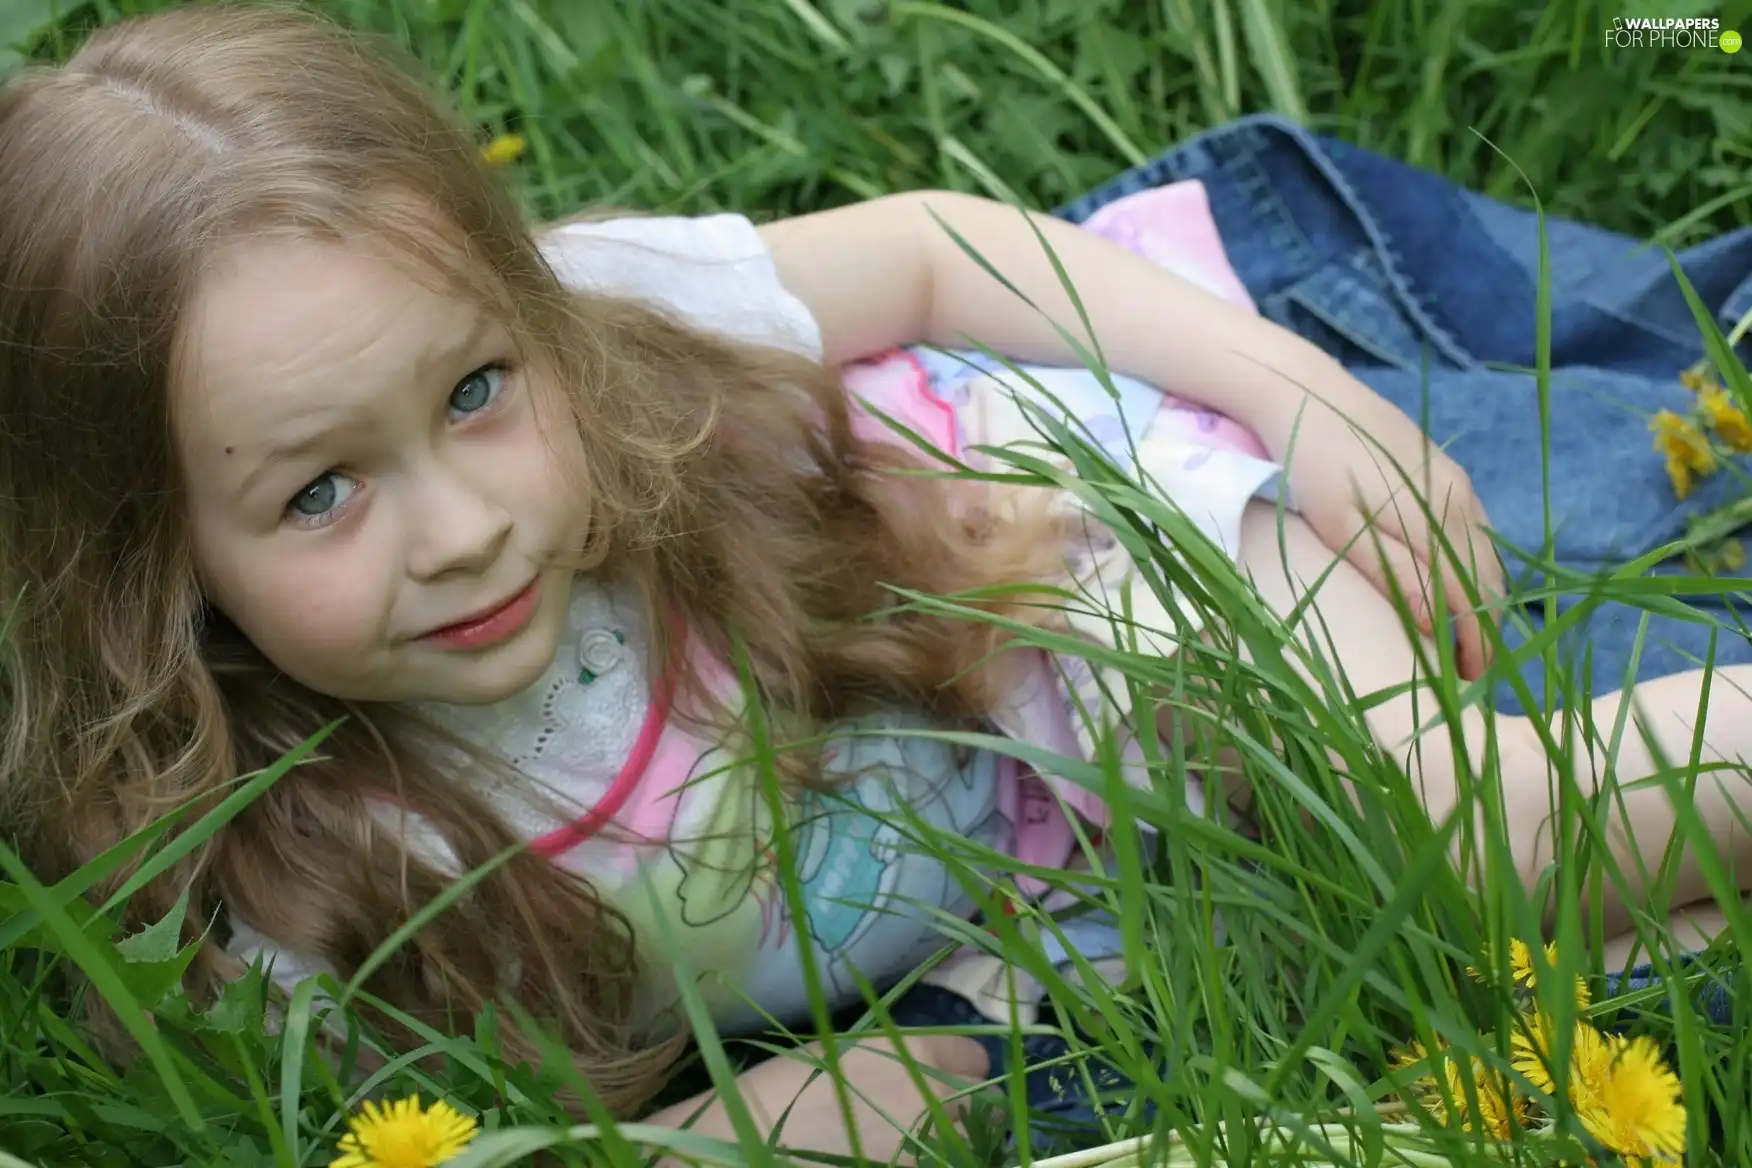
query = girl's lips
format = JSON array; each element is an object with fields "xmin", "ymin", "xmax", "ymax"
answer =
[{"xmin": 419, "ymin": 579, "xmax": 539, "ymax": 650}]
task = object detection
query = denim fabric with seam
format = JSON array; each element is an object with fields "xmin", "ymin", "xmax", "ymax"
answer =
[{"xmin": 1060, "ymin": 114, "xmax": 1752, "ymax": 717}]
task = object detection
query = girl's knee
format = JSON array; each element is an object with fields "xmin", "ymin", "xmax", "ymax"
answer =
[
  {"xmin": 823, "ymin": 1033, "xmax": 990, "ymax": 1090},
  {"xmin": 1415, "ymin": 713, "xmax": 1561, "ymax": 887},
  {"xmin": 916, "ymin": 1034, "xmax": 991, "ymax": 1083}
]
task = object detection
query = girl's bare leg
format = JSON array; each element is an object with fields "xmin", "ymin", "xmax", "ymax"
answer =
[
  {"xmin": 1228, "ymin": 501, "xmax": 1752, "ymax": 941},
  {"xmin": 644, "ymin": 1035, "xmax": 988, "ymax": 1167},
  {"xmin": 1602, "ymin": 902, "xmax": 1734, "ymax": 971}
]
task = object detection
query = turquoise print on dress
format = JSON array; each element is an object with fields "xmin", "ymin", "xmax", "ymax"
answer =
[
  {"xmin": 791, "ymin": 784, "xmax": 900, "ymax": 997},
  {"xmin": 794, "ymin": 713, "xmax": 1011, "ymax": 1000},
  {"xmin": 663, "ymin": 707, "xmax": 1014, "ymax": 1013}
]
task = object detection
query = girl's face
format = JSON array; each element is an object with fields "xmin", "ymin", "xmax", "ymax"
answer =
[{"xmin": 175, "ymin": 234, "xmax": 583, "ymax": 705}]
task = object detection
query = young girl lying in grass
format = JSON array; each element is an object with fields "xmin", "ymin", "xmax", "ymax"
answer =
[{"xmin": 2, "ymin": 2, "xmax": 1747, "ymax": 1159}]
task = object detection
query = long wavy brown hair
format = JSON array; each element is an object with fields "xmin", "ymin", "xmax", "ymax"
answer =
[{"xmin": 0, "ymin": 1, "xmax": 1063, "ymax": 1113}]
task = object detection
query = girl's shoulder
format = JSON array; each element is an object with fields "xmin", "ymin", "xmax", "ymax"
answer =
[{"xmin": 536, "ymin": 212, "xmax": 822, "ymax": 360}]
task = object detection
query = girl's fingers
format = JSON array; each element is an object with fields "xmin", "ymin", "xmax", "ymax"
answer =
[{"xmin": 1344, "ymin": 510, "xmax": 1491, "ymax": 683}]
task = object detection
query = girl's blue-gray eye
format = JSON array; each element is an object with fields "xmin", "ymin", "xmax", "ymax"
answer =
[
  {"xmin": 287, "ymin": 471, "xmax": 358, "ymax": 523},
  {"xmin": 448, "ymin": 364, "xmax": 505, "ymax": 419}
]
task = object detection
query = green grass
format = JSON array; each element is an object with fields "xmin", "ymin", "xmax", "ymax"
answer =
[{"xmin": 5, "ymin": 0, "xmax": 1752, "ymax": 1166}]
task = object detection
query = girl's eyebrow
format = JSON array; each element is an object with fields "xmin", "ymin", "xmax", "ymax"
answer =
[
  {"xmin": 411, "ymin": 315, "xmax": 493, "ymax": 383},
  {"xmin": 236, "ymin": 425, "xmax": 346, "ymax": 502},
  {"xmin": 231, "ymin": 318, "xmax": 496, "ymax": 503}
]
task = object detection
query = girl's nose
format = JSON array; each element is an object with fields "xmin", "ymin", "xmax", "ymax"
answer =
[{"xmin": 404, "ymin": 467, "xmax": 514, "ymax": 582}]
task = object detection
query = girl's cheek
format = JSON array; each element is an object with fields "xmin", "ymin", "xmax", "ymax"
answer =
[
  {"xmin": 286, "ymin": 591, "xmax": 379, "ymax": 654},
  {"xmin": 244, "ymin": 556, "xmax": 392, "ymax": 666}
]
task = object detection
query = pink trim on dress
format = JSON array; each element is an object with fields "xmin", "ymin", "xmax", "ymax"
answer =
[
  {"xmin": 529, "ymin": 639, "xmax": 680, "ymax": 857},
  {"xmin": 843, "ymin": 348, "xmax": 962, "ymax": 458}
]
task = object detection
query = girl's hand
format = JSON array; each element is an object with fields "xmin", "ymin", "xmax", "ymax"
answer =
[{"xmin": 1279, "ymin": 386, "xmax": 1504, "ymax": 681}]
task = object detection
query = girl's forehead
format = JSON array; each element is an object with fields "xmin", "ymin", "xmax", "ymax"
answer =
[
  {"xmin": 184, "ymin": 236, "xmax": 475, "ymax": 379},
  {"xmin": 172, "ymin": 235, "xmax": 496, "ymax": 462}
]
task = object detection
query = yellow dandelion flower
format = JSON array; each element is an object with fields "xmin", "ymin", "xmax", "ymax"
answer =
[
  {"xmin": 1652, "ymin": 410, "xmax": 1717, "ymax": 499},
  {"xmin": 1395, "ymin": 1039, "xmax": 1527, "ymax": 1139},
  {"xmin": 1574, "ymin": 1034, "xmax": 1686, "ymax": 1165},
  {"xmin": 1466, "ymin": 937, "xmax": 1538, "ymax": 984},
  {"xmin": 1679, "ymin": 366, "xmax": 1715, "ymax": 393},
  {"xmin": 480, "ymin": 133, "xmax": 526, "ymax": 167},
  {"xmin": 1699, "ymin": 386, "xmax": 1752, "ymax": 453},
  {"xmin": 1652, "ymin": 409, "xmax": 1717, "ymax": 472},
  {"xmin": 1392, "ymin": 1038, "xmax": 1449, "ymax": 1109},
  {"xmin": 1507, "ymin": 938, "xmax": 1545, "ymax": 989},
  {"xmin": 1665, "ymin": 452, "xmax": 1695, "ymax": 499},
  {"xmin": 330, "ymin": 1095, "xmax": 479, "ymax": 1168},
  {"xmin": 1509, "ymin": 1010, "xmax": 1613, "ymax": 1105},
  {"xmin": 1467, "ymin": 938, "xmax": 1589, "ymax": 1007},
  {"xmin": 1509, "ymin": 1009, "xmax": 1558, "ymax": 1096}
]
